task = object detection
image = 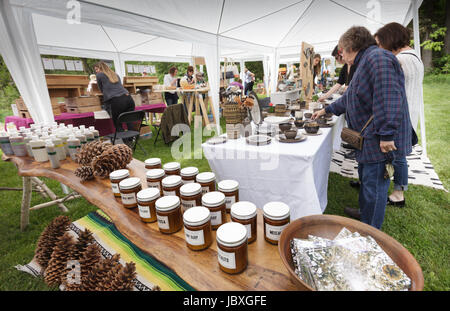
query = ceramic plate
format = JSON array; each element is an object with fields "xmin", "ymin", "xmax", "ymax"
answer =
[
  {"xmin": 263, "ymin": 116, "xmax": 292, "ymax": 125},
  {"xmin": 275, "ymin": 133, "xmax": 307, "ymax": 143},
  {"xmin": 246, "ymin": 135, "xmax": 272, "ymax": 146},
  {"xmin": 301, "ymin": 129, "xmax": 323, "ymax": 136},
  {"xmin": 207, "ymin": 136, "xmax": 227, "ymax": 145}
]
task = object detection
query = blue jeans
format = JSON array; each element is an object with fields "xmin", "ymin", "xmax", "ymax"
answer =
[
  {"xmin": 358, "ymin": 161, "xmax": 391, "ymax": 229},
  {"xmin": 393, "ymin": 156, "xmax": 408, "ymax": 191}
]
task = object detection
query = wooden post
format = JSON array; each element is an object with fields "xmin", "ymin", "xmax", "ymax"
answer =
[{"xmin": 21, "ymin": 177, "xmax": 32, "ymax": 231}]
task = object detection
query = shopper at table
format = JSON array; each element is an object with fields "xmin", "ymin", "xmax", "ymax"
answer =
[
  {"xmin": 229, "ymin": 78, "xmax": 243, "ymax": 91},
  {"xmin": 312, "ymin": 26, "xmax": 412, "ymax": 230},
  {"xmin": 95, "ymin": 61, "xmax": 135, "ymax": 131},
  {"xmin": 163, "ymin": 66, "xmax": 179, "ymax": 106},
  {"xmin": 244, "ymin": 68, "xmax": 255, "ymax": 95},
  {"xmin": 375, "ymin": 22, "xmax": 423, "ymax": 207}
]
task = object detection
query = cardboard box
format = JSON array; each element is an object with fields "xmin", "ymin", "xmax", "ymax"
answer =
[{"xmin": 139, "ymin": 124, "xmax": 153, "ymax": 140}]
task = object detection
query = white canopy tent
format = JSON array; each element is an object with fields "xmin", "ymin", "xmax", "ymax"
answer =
[{"xmin": 0, "ymin": 0, "xmax": 425, "ymax": 154}]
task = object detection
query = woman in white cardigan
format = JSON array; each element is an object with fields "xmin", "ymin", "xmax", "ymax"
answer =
[{"xmin": 375, "ymin": 22, "xmax": 424, "ymax": 207}]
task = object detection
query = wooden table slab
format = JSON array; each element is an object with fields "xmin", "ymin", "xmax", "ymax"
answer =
[{"xmin": 3, "ymin": 154, "xmax": 298, "ymax": 291}]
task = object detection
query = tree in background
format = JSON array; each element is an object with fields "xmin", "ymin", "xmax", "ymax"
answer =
[{"xmin": 243, "ymin": 61, "xmax": 264, "ymax": 83}]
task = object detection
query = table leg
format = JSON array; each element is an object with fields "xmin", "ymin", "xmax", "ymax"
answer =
[
  {"xmin": 197, "ymin": 94, "xmax": 210, "ymax": 127},
  {"xmin": 21, "ymin": 177, "xmax": 32, "ymax": 231},
  {"xmin": 187, "ymin": 94, "xmax": 194, "ymax": 125}
]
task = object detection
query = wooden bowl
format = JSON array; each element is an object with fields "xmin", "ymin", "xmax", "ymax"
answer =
[
  {"xmin": 279, "ymin": 123, "xmax": 292, "ymax": 132},
  {"xmin": 278, "ymin": 215, "xmax": 424, "ymax": 291}
]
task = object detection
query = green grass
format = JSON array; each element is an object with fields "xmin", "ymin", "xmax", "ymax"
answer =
[{"xmin": 0, "ymin": 77, "xmax": 449, "ymax": 291}]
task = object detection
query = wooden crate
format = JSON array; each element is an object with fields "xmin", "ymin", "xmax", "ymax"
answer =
[
  {"xmin": 148, "ymin": 92, "xmax": 163, "ymax": 101},
  {"xmin": 19, "ymin": 110, "xmax": 31, "ymax": 119},
  {"xmin": 123, "ymin": 76, "xmax": 158, "ymax": 85},
  {"xmin": 46, "ymin": 74, "xmax": 89, "ymax": 98},
  {"xmin": 130, "ymin": 94, "xmax": 142, "ymax": 107},
  {"xmin": 15, "ymin": 98, "xmax": 27, "ymax": 110},
  {"xmin": 67, "ymin": 105, "xmax": 102, "ymax": 113},
  {"xmin": 65, "ymin": 96, "xmax": 101, "ymax": 108},
  {"xmin": 148, "ymin": 99, "xmax": 163, "ymax": 105}
]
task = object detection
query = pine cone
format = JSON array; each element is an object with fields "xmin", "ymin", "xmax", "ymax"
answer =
[
  {"xmin": 91, "ymin": 144, "xmax": 133, "ymax": 179},
  {"xmin": 75, "ymin": 141, "xmax": 112, "ymax": 165},
  {"xmin": 74, "ymin": 166, "xmax": 94, "ymax": 181},
  {"xmin": 44, "ymin": 232, "xmax": 76, "ymax": 288},
  {"xmin": 72, "ymin": 229, "xmax": 94, "ymax": 260},
  {"xmin": 110, "ymin": 262, "xmax": 136, "ymax": 291},
  {"xmin": 81, "ymin": 254, "xmax": 121, "ymax": 291},
  {"xmin": 65, "ymin": 243, "xmax": 102, "ymax": 291},
  {"xmin": 35, "ymin": 216, "xmax": 71, "ymax": 270},
  {"xmin": 95, "ymin": 262, "xmax": 123, "ymax": 291}
]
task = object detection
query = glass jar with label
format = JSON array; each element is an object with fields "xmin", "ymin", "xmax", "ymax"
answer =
[
  {"xmin": 201, "ymin": 191, "xmax": 226, "ymax": 230},
  {"xmin": 146, "ymin": 168, "xmax": 165, "ymax": 196},
  {"xmin": 216, "ymin": 222, "xmax": 248, "ymax": 274},
  {"xmin": 145, "ymin": 158, "xmax": 162, "ymax": 170},
  {"xmin": 119, "ymin": 177, "xmax": 142, "ymax": 209},
  {"xmin": 230, "ymin": 201, "xmax": 257, "ymax": 244},
  {"xmin": 218, "ymin": 180, "xmax": 239, "ymax": 213},
  {"xmin": 110, "ymin": 169, "xmax": 130, "ymax": 198},
  {"xmin": 137, "ymin": 188, "xmax": 160, "ymax": 223},
  {"xmin": 180, "ymin": 167, "xmax": 199, "ymax": 184},
  {"xmin": 163, "ymin": 162, "xmax": 181, "ymax": 176},
  {"xmin": 183, "ymin": 206, "xmax": 212, "ymax": 251},
  {"xmin": 196, "ymin": 172, "xmax": 216, "ymax": 194},
  {"xmin": 155, "ymin": 196, "xmax": 182, "ymax": 234},
  {"xmin": 263, "ymin": 202, "xmax": 290, "ymax": 245},
  {"xmin": 180, "ymin": 183, "xmax": 202, "ymax": 212},
  {"xmin": 162, "ymin": 175, "xmax": 182, "ymax": 197}
]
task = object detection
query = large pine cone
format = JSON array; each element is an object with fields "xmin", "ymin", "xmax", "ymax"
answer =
[
  {"xmin": 72, "ymin": 229, "xmax": 94, "ymax": 260},
  {"xmin": 75, "ymin": 141, "xmax": 112, "ymax": 166},
  {"xmin": 91, "ymin": 144, "xmax": 133, "ymax": 179},
  {"xmin": 44, "ymin": 232, "xmax": 76, "ymax": 288},
  {"xmin": 110, "ymin": 262, "xmax": 136, "ymax": 291},
  {"xmin": 65, "ymin": 243, "xmax": 102, "ymax": 291},
  {"xmin": 74, "ymin": 166, "xmax": 94, "ymax": 181},
  {"xmin": 81, "ymin": 254, "xmax": 121, "ymax": 291}
]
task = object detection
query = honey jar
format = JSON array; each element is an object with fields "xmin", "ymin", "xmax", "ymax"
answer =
[
  {"xmin": 118, "ymin": 177, "xmax": 142, "ymax": 209},
  {"xmin": 201, "ymin": 191, "xmax": 226, "ymax": 230},
  {"xmin": 144, "ymin": 158, "xmax": 162, "ymax": 170},
  {"xmin": 183, "ymin": 206, "xmax": 212, "ymax": 251},
  {"xmin": 263, "ymin": 202, "xmax": 290, "ymax": 245},
  {"xmin": 146, "ymin": 168, "xmax": 165, "ymax": 196},
  {"xmin": 163, "ymin": 161, "xmax": 181, "ymax": 176},
  {"xmin": 155, "ymin": 195, "xmax": 183, "ymax": 234},
  {"xmin": 216, "ymin": 222, "xmax": 248, "ymax": 274},
  {"xmin": 110, "ymin": 169, "xmax": 130, "ymax": 198},
  {"xmin": 230, "ymin": 201, "xmax": 257, "ymax": 244},
  {"xmin": 162, "ymin": 175, "xmax": 182, "ymax": 197},
  {"xmin": 179, "ymin": 183, "xmax": 202, "ymax": 212},
  {"xmin": 137, "ymin": 188, "xmax": 160, "ymax": 223},
  {"xmin": 196, "ymin": 172, "xmax": 216, "ymax": 194},
  {"xmin": 218, "ymin": 180, "xmax": 239, "ymax": 213},
  {"xmin": 180, "ymin": 166, "xmax": 199, "ymax": 184}
]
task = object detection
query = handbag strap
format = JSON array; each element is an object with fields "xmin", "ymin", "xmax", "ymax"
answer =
[{"xmin": 360, "ymin": 115, "xmax": 374, "ymax": 134}]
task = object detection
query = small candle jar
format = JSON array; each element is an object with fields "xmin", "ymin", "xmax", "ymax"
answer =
[
  {"xmin": 218, "ymin": 180, "xmax": 239, "ymax": 213},
  {"xmin": 263, "ymin": 202, "xmax": 290, "ymax": 245},
  {"xmin": 183, "ymin": 206, "xmax": 212, "ymax": 251},
  {"xmin": 145, "ymin": 158, "xmax": 162, "ymax": 170},
  {"xmin": 230, "ymin": 201, "xmax": 257, "ymax": 244},
  {"xmin": 119, "ymin": 177, "xmax": 142, "ymax": 209},
  {"xmin": 201, "ymin": 191, "xmax": 226, "ymax": 230},
  {"xmin": 180, "ymin": 183, "xmax": 202, "ymax": 212},
  {"xmin": 180, "ymin": 167, "xmax": 199, "ymax": 184},
  {"xmin": 216, "ymin": 222, "xmax": 248, "ymax": 274},
  {"xmin": 110, "ymin": 169, "xmax": 130, "ymax": 198},
  {"xmin": 196, "ymin": 172, "xmax": 216, "ymax": 194},
  {"xmin": 146, "ymin": 168, "xmax": 165, "ymax": 196},
  {"xmin": 155, "ymin": 196, "xmax": 183, "ymax": 234},
  {"xmin": 163, "ymin": 162, "xmax": 181, "ymax": 176},
  {"xmin": 162, "ymin": 175, "xmax": 182, "ymax": 197},
  {"xmin": 137, "ymin": 188, "xmax": 160, "ymax": 223}
]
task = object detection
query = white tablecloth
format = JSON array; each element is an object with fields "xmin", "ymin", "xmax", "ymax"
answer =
[{"xmin": 202, "ymin": 115, "xmax": 345, "ymax": 220}]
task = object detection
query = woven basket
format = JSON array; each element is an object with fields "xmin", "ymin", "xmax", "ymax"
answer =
[{"xmin": 223, "ymin": 102, "xmax": 243, "ymax": 124}]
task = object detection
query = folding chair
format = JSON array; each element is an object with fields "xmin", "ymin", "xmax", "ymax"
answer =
[{"xmin": 106, "ymin": 110, "xmax": 147, "ymax": 155}]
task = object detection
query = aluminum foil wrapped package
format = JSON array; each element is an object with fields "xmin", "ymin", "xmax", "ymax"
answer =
[{"xmin": 290, "ymin": 228, "xmax": 411, "ymax": 291}]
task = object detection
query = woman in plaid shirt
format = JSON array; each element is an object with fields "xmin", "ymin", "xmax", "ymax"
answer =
[{"xmin": 313, "ymin": 26, "xmax": 412, "ymax": 230}]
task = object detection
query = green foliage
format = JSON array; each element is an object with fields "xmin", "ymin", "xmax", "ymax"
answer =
[
  {"xmin": 125, "ymin": 61, "xmax": 190, "ymax": 84},
  {"xmin": 244, "ymin": 61, "xmax": 264, "ymax": 83},
  {"xmin": 421, "ymin": 25, "xmax": 447, "ymax": 52}
]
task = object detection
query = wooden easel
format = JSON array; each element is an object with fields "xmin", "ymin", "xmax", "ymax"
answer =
[{"xmin": 300, "ymin": 41, "xmax": 315, "ymax": 104}]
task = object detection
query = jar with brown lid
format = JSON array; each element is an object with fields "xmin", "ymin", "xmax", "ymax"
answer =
[
  {"xmin": 155, "ymin": 196, "xmax": 183, "ymax": 234},
  {"xmin": 218, "ymin": 180, "xmax": 239, "ymax": 213},
  {"xmin": 201, "ymin": 191, "xmax": 226, "ymax": 230},
  {"xmin": 179, "ymin": 182, "xmax": 202, "ymax": 212},
  {"xmin": 119, "ymin": 177, "xmax": 142, "ymax": 209},
  {"xmin": 216, "ymin": 222, "xmax": 248, "ymax": 274},
  {"xmin": 146, "ymin": 168, "xmax": 165, "ymax": 196},
  {"xmin": 162, "ymin": 175, "xmax": 182, "ymax": 197},
  {"xmin": 137, "ymin": 188, "xmax": 160, "ymax": 223},
  {"xmin": 183, "ymin": 206, "xmax": 212, "ymax": 251},
  {"xmin": 163, "ymin": 162, "xmax": 181, "ymax": 176},
  {"xmin": 180, "ymin": 167, "xmax": 199, "ymax": 184},
  {"xmin": 230, "ymin": 201, "xmax": 257, "ymax": 244},
  {"xmin": 263, "ymin": 202, "xmax": 290, "ymax": 245},
  {"xmin": 196, "ymin": 172, "xmax": 216, "ymax": 194},
  {"xmin": 145, "ymin": 158, "xmax": 162, "ymax": 170},
  {"xmin": 110, "ymin": 169, "xmax": 130, "ymax": 198}
]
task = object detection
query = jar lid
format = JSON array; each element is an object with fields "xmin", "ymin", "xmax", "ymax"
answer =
[
  {"xmin": 218, "ymin": 179, "xmax": 239, "ymax": 192},
  {"xmin": 201, "ymin": 191, "xmax": 225, "ymax": 207},
  {"xmin": 163, "ymin": 161, "xmax": 181, "ymax": 171},
  {"xmin": 155, "ymin": 195, "xmax": 180, "ymax": 212},
  {"xmin": 180, "ymin": 183, "xmax": 202, "ymax": 196},
  {"xmin": 119, "ymin": 177, "xmax": 141, "ymax": 190},
  {"xmin": 137, "ymin": 188, "xmax": 160, "ymax": 202},
  {"xmin": 146, "ymin": 168, "xmax": 165, "ymax": 179},
  {"xmin": 196, "ymin": 172, "xmax": 216, "ymax": 183},
  {"xmin": 162, "ymin": 175, "xmax": 182, "ymax": 187},
  {"xmin": 216, "ymin": 222, "xmax": 247, "ymax": 247},
  {"xmin": 180, "ymin": 166, "xmax": 199, "ymax": 177},
  {"xmin": 263, "ymin": 202, "xmax": 290, "ymax": 220},
  {"xmin": 110, "ymin": 169, "xmax": 130, "ymax": 180},
  {"xmin": 183, "ymin": 206, "xmax": 211, "ymax": 227},
  {"xmin": 231, "ymin": 201, "xmax": 257, "ymax": 220},
  {"xmin": 145, "ymin": 158, "xmax": 161, "ymax": 166}
]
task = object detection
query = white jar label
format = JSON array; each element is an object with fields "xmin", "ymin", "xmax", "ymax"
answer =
[
  {"xmin": 217, "ymin": 248, "xmax": 236, "ymax": 270},
  {"xmin": 147, "ymin": 181, "xmax": 161, "ymax": 190},
  {"xmin": 184, "ymin": 228, "xmax": 205, "ymax": 246},
  {"xmin": 225, "ymin": 195, "xmax": 236, "ymax": 210},
  {"xmin": 245, "ymin": 224, "xmax": 252, "ymax": 239},
  {"xmin": 201, "ymin": 186, "xmax": 209, "ymax": 194},
  {"xmin": 121, "ymin": 192, "xmax": 137, "ymax": 205},
  {"xmin": 181, "ymin": 199, "xmax": 196, "ymax": 212},
  {"xmin": 210, "ymin": 210, "xmax": 222, "ymax": 226},
  {"xmin": 138, "ymin": 204, "xmax": 151, "ymax": 219},
  {"xmin": 157, "ymin": 215, "xmax": 169, "ymax": 230},
  {"xmin": 163, "ymin": 190, "xmax": 176, "ymax": 196},
  {"xmin": 265, "ymin": 223, "xmax": 289, "ymax": 241},
  {"xmin": 111, "ymin": 183, "xmax": 120, "ymax": 194}
]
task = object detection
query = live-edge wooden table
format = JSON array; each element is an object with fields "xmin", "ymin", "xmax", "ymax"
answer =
[{"xmin": 3, "ymin": 154, "xmax": 298, "ymax": 291}]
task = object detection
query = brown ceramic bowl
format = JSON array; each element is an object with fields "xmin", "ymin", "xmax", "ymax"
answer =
[
  {"xmin": 294, "ymin": 120, "xmax": 305, "ymax": 129},
  {"xmin": 304, "ymin": 122, "xmax": 319, "ymax": 134},
  {"xmin": 284, "ymin": 130, "xmax": 298, "ymax": 139},
  {"xmin": 303, "ymin": 112, "xmax": 312, "ymax": 119},
  {"xmin": 317, "ymin": 117, "xmax": 327, "ymax": 125},
  {"xmin": 279, "ymin": 122, "xmax": 292, "ymax": 132},
  {"xmin": 278, "ymin": 215, "xmax": 424, "ymax": 291}
]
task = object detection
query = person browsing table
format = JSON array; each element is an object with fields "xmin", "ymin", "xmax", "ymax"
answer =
[{"xmin": 164, "ymin": 66, "xmax": 179, "ymax": 106}]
